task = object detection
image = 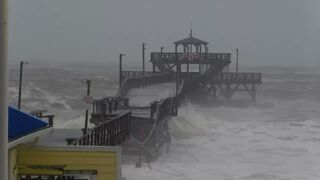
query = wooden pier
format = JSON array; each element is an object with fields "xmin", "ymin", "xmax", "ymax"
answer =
[
  {"xmin": 206, "ymin": 72, "xmax": 262, "ymax": 102},
  {"xmin": 70, "ymin": 34, "xmax": 262, "ymax": 162}
]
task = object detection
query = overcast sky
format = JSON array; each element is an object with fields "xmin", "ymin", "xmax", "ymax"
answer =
[{"xmin": 8, "ymin": 0, "xmax": 320, "ymax": 68}]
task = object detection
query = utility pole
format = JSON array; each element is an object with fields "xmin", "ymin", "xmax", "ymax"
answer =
[
  {"xmin": 175, "ymin": 47, "xmax": 179, "ymax": 116},
  {"xmin": 142, "ymin": 43, "xmax": 146, "ymax": 76},
  {"xmin": 0, "ymin": 0, "xmax": 8, "ymax": 178},
  {"xmin": 235, "ymin": 48, "xmax": 239, "ymax": 73},
  {"xmin": 84, "ymin": 80, "xmax": 91, "ymax": 135},
  {"xmin": 186, "ymin": 46, "xmax": 190, "ymax": 96},
  {"xmin": 205, "ymin": 46, "xmax": 209, "ymax": 72},
  {"xmin": 18, "ymin": 61, "xmax": 28, "ymax": 109},
  {"xmin": 119, "ymin": 53, "xmax": 125, "ymax": 88}
]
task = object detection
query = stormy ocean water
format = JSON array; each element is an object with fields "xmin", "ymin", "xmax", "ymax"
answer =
[
  {"xmin": 8, "ymin": 62, "xmax": 119, "ymax": 128},
  {"xmin": 8, "ymin": 63, "xmax": 320, "ymax": 180}
]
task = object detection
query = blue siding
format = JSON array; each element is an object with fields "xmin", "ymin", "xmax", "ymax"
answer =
[{"xmin": 8, "ymin": 106, "xmax": 48, "ymax": 140}]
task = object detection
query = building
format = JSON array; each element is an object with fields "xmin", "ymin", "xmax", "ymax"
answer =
[{"xmin": 8, "ymin": 106, "xmax": 121, "ymax": 180}]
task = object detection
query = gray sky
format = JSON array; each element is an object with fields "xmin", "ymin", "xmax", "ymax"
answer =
[{"xmin": 8, "ymin": 0, "xmax": 320, "ymax": 68}]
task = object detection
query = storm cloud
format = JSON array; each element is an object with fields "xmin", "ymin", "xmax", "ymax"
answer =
[{"xmin": 8, "ymin": 0, "xmax": 320, "ymax": 68}]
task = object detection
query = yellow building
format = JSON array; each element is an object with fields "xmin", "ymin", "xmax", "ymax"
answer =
[{"xmin": 8, "ymin": 107, "xmax": 122, "ymax": 180}]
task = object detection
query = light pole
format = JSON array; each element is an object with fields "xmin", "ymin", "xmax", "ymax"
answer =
[
  {"xmin": 119, "ymin": 53, "xmax": 125, "ymax": 88},
  {"xmin": 0, "ymin": 0, "xmax": 8, "ymax": 178},
  {"xmin": 235, "ymin": 48, "xmax": 239, "ymax": 73},
  {"xmin": 205, "ymin": 46, "xmax": 209, "ymax": 72},
  {"xmin": 84, "ymin": 80, "xmax": 91, "ymax": 136},
  {"xmin": 142, "ymin": 43, "xmax": 146, "ymax": 76},
  {"xmin": 186, "ymin": 46, "xmax": 190, "ymax": 96},
  {"xmin": 175, "ymin": 47, "xmax": 179, "ymax": 116},
  {"xmin": 18, "ymin": 61, "xmax": 28, "ymax": 109}
]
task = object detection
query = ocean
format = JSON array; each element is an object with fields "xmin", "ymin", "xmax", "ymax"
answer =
[{"xmin": 8, "ymin": 63, "xmax": 320, "ymax": 180}]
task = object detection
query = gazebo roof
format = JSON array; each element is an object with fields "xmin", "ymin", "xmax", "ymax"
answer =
[{"xmin": 174, "ymin": 35, "xmax": 209, "ymax": 46}]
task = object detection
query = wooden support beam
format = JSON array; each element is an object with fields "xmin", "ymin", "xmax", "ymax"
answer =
[
  {"xmin": 229, "ymin": 83, "xmax": 240, "ymax": 97},
  {"xmin": 211, "ymin": 85, "xmax": 217, "ymax": 100},
  {"xmin": 252, "ymin": 84, "xmax": 256, "ymax": 103},
  {"xmin": 211, "ymin": 82, "xmax": 258, "ymax": 102},
  {"xmin": 217, "ymin": 84, "xmax": 228, "ymax": 97},
  {"xmin": 152, "ymin": 63, "xmax": 156, "ymax": 72},
  {"xmin": 226, "ymin": 84, "xmax": 231, "ymax": 102},
  {"xmin": 243, "ymin": 83, "xmax": 256, "ymax": 102}
]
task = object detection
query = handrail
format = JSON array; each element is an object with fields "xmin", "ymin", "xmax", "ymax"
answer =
[
  {"xmin": 92, "ymin": 97, "xmax": 129, "ymax": 116},
  {"xmin": 132, "ymin": 79, "xmax": 186, "ymax": 147},
  {"xmin": 121, "ymin": 71, "xmax": 162, "ymax": 80},
  {"xmin": 118, "ymin": 72, "xmax": 173, "ymax": 97},
  {"xmin": 72, "ymin": 111, "xmax": 131, "ymax": 146},
  {"xmin": 212, "ymin": 72, "xmax": 262, "ymax": 83},
  {"xmin": 116, "ymin": 69, "xmax": 188, "ymax": 156}
]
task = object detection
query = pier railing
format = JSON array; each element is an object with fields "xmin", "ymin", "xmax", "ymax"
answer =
[
  {"xmin": 118, "ymin": 72, "xmax": 173, "ymax": 97},
  {"xmin": 136, "ymin": 78, "xmax": 186, "ymax": 148},
  {"xmin": 121, "ymin": 71, "xmax": 162, "ymax": 80},
  {"xmin": 131, "ymin": 96, "xmax": 176, "ymax": 157},
  {"xmin": 90, "ymin": 97, "xmax": 130, "ymax": 124},
  {"xmin": 92, "ymin": 97, "xmax": 129, "ymax": 115},
  {"xmin": 211, "ymin": 72, "xmax": 262, "ymax": 84},
  {"xmin": 72, "ymin": 112, "xmax": 131, "ymax": 146}
]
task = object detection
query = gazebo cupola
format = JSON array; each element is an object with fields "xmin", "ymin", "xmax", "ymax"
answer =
[{"xmin": 174, "ymin": 31, "xmax": 209, "ymax": 53}]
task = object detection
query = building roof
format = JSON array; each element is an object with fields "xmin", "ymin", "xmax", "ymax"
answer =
[
  {"xmin": 9, "ymin": 106, "xmax": 48, "ymax": 141},
  {"xmin": 36, "ymin": 129, "xmax": 82, "ymax": 146},
  {"xmin": 174, "ymin": 36, "xmax": 209, "ymax": 46}
]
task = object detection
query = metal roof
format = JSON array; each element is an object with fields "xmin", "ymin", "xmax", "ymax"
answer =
[
  {"xmin": 9, "ymin": 106, "xmax": 48, "ymax": 141},
  {"xmin": 174, "ymin": 36, "xmax": 209, "ymax": 46}
]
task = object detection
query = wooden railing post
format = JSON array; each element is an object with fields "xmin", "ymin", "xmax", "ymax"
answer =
[{"xmin": 108, "ymin": 100, "xmax": 113, "ymax": 114}]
